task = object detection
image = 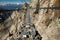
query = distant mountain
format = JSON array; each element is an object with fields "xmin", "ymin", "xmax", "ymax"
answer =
[{"xmin": 0, "ymin": 3, "xmax": 23, "ymax": 10}]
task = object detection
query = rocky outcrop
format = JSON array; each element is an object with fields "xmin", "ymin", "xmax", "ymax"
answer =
[
  {"xmin": 0, "ymin": 9, "xmax": 25, "ymax": 40},
  {"xmin": 30, "ymin": 0, "xmax": 60, "ymax": 40}
]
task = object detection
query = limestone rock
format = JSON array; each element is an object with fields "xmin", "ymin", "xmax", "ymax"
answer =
[{"xmin": 30, "ymin": 0, "xmax": 60, "ymax": 40}]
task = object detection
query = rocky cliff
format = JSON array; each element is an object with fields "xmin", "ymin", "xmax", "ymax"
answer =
[
  {"xmin": 0, "ymin": 0, "xmax": 60, "ymax": 40},
  {"xmin": 0, "ymin": 3, "xmax": 29, "ymax": 40},
  {"xmin": 0, "ymin": 9, "xmax": 25, "ymax": 40},
  {"xmin": 30, "ymin": 0, "xmax": 60, "ymax": 40}
]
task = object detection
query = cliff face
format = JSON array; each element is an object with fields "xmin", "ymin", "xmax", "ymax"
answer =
[
  {"xmin": 0, "ymin": 0, "xmax": 60, "ymax": 40},
  {"xmin": 0, "ymin": 9, "xmax": 25, "ymax": 40},
  {"xmin": 0, "ymin": 3, "xmax": 29, "ymax": 40},
  {"xmin": 30, "ymin": 0, "xmax": 60, "ymax": 40}
]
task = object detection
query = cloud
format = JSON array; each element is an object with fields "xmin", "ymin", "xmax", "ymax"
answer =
[
  {"xmin": 0, "ymin": 1, "xmax": 30, "ymax": 6},
  {"xmin": 0, "ymin": 1, "xmax": 24, "ymax": 6}
]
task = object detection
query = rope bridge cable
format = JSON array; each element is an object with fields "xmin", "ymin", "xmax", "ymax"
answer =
[
  {"xmin": 29, "ymin": 6, "xmax": 60, "ymax": 10},
  {"xmin": 19, "ymin": 6, "xmax": 60, "ymax": 10}
]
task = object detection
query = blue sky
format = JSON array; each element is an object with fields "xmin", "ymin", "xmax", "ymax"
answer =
[
  {"xmin": 0, "ymin": 0, "xmax": 30, "ymax": 5},
  {"xmin": 0, "ymin": 0, "xmax": 30, "ymax": 2}
]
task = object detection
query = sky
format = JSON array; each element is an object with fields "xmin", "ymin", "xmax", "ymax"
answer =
[{"xmin": 0, "ymin": 0, "xmax": 30, "ymax": 4}]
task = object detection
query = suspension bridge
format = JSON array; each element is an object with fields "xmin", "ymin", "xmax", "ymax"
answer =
[{"xmin": 1, "ymin": 0, "xmax": 60, "ymax": 40}]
